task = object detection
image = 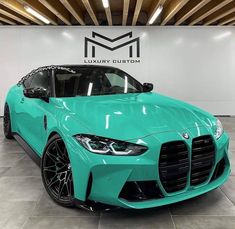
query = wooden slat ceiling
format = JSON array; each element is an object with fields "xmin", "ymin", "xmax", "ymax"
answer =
[{"xmin": 0, "ymin": 0, "xmax": 235, "ymax": 25}]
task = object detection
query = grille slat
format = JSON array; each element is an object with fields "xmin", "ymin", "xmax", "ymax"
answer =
[
  {"xmin": 165, "ymin": 183, "xmax": 187, "ymax": 192},
  {"xmin": 191, "ymin": 168, "xmax": 211, "ymax": 178},
  {"xmin": 191, "ymin": 175, "xmax": 208, "ymax": 185},
  {"xmin": 162, "ymin": 176, "xmax": 187, "ymax": 185},
  {"xmin": 190, "ymin": 135, "xmax": 215, "ymax": 186},
  {"xmin": 193, "ymin": 145, "xmax": 214, "ymax": 152},
  {"xmin": 158, "ymin": 135, "xmax": 216, "ymax": 194},
  {"xmin": 193, "ymin": 138, "xmax": 213, "ymax": 145},
  {"xmin": 160, "ymin": 150, "xmax": 188, "ymax": 158},
  {"xmin": 193, "ymin": 151, "xmax": 214, "ymax": 159},
  {"xmin": 159, "ymin": 159, "xmax": 189, "ymax": 167},
  {"xmin": 159, "ymin": 141, "xmax": 189, "ymax": 193}
]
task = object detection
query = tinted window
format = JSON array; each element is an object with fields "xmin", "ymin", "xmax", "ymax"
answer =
[
  {"xmin": 105, "ymin": 73, "xmax": 136, "ymax": 91},
  {"xmin": 54, "ymin": 67, "xmax": 143, "ymax": 97},
  {"xmin": 23, "ymin": 76, "xmax": 33, "ymax": 88},
  {"xmin": 30, "ymin": 71, "xmax": 49, "ymax": 90}
]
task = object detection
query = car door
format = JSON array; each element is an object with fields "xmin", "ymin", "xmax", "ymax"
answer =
[{"xmin": 16, "ymin": 70, "xmax": 51, "ymax": 155}]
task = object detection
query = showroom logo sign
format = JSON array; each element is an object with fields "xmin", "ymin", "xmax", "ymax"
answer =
[{"xmin": 83, "ymin": 31, "xmax": 141, "ymax": 64}]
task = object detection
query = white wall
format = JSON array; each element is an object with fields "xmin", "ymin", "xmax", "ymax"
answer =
[{"xmin": 0, "ymin": 26, "xmax": 235, "ymax": 115}]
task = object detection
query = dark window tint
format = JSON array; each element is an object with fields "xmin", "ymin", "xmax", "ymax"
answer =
[
  {"xmin": 23, "ymin": 76, "xmax": 33, "ymax": 88},
  {"xmin": 30, "ymin": 71, "xmax": 50, "ymax": 90},
  {"xmin": 54, "ymin": 67, "xmax": 143, "ymax": 97}
]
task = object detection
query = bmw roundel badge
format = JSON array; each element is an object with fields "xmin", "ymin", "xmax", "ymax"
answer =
[{"xmin": 182, "ymin": 133, "xmax": 190, "ymax": 139}]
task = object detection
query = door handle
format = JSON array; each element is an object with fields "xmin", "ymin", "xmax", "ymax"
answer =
[{"xmin": 20, "ymin": 98, "xmax": 24, "ymax": 103}]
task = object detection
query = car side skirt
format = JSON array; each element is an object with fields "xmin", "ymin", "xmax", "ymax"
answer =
[{"xmin": 12, "ymin": 132, "xmax": 41, "ymax": 167}]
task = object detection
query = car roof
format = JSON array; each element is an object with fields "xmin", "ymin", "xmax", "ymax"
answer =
[
  {"xmin": 17, "ymin": 65, "xmax": 122, "ymax": 86},
  {"xmin": 41, "ymin": 64, "xmax": 119, "ymax": 70}
]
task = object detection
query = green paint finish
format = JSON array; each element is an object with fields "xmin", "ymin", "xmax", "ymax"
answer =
[{"xmin": 5, "ymin": 84, "xmax": 231, "ymax": 209}]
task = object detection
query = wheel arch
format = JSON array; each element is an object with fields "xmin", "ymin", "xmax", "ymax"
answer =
[
  {"xmin": 47, "ymin": 131, "xmax": 59, "ymax": 141},
  {"xmin": 4, "ymin": 85, "xmax": 23, "ymax": 132},
  {"xmin": 45, "ymin": 128, "xmax": 73, "ymax": 160}
]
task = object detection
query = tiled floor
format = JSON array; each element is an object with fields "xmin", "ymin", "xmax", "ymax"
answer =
[{"xmin": 0, "ymin": 117, "xmax": 234, "ymax": 229}]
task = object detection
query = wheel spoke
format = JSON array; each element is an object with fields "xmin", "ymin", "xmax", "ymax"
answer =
[
  {"xmin": 58, "ymin": 179, "xmax": 66, "ymax": 199},
  {"xmin": 46, "ymin": 151, "xmax": 58, "ymax": 164},
  {"xmin": 43, "ymin": 138, "xmax": 74, "ymax": 203},
  {"xmin": 57, "ymin": 164, "xmax": 67, "ymax": 173},
  {"xmin": 46, "ymin": 150, "xmax": 65, "ymax": 165},
  {"xmin": 67, "ymin": 173, "xmax": 72, "ymax": 197},
  {"xmin": 55, "ymin": 142, "xmax": 67, "ymax": 163},
  {"xmin": 43, "ymin": 165, "xmax": 57, "ymax": 173},
  {"xmin": 47, "ymin": 174, "xmax": 59, "ymax": 188}
]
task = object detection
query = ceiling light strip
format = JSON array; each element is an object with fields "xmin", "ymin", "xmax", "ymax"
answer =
[
  {"xmin": 24, "ymin": 6, "xmax": 50, "ymax": 24},
  {"xmin": 102, "ymin": 0, "xmax": 109, "ymax": 9},
  {"xmin": 149, "ymin": 5, "xmax": 163, "ymax": 25}
]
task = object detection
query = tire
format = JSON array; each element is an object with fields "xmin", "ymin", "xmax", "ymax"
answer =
[
  {"xmin": 3, "ymin": 103, "xmax": 14, "ymax": 139},
  {"xmin": 41, "ymin": 134, "xmax": 75, "ymax": 207}
]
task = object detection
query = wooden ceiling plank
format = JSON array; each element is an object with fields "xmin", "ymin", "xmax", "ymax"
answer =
[
  {"xmin": 204, "ymin": 1, "xmax": 235, "ymax": 25},
  {"xmin": 161, "ymin": 0, "xmax": 189, "ymax": 25},
  {"xmin": 218, "ymin": 12, "xmax": 235, "ymax": 25},
  {"xmin": 132, "ymin": 0, "xmax": 143, "ymax": 25},
  {"xmin": 104, "ymin": 4, "xmax": 112, "ymax": 26},
  {"xmin": 147, "ymin": 0, "xmax": 166, "ymax": 25},
  {"xmin": 227, "ymin": 20, "xmax": 235, "ymax": 25},
  {"xmin": 0, "ymin": 0, "xmax": 42, "ymax": 24},
  {"xmin": 189, "ymin": 0, "xmax": 233, "ymax": 25},
  {"xmin": 175, "ymin": 0, "xmax": 211, "ymax": 25},
  {"xmin": 18, "ymin": 0, "xmax": 58, "ymax": 25},
  {"xmin": 82, "ymin": 0, "xmax": 98, "ymax": 25},
  {"xmin": 0, "ymin": 14, "xmax": 16, "ymax": 24},
  {"xmin": 0, "ymin": 6, "xmax": 29, "ymax": 24},
  {"xmin": 122, "ymin": 0, "xmax": 130, "ymax": 25},
  {"xmin": 60, "ymin": 0, "xmax": 85, "ymax": 25},
  {"xmin": 39, "ymin": 0, "xmax": 71, "ymax": 25}
]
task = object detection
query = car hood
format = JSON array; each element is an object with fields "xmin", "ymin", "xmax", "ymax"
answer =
[{"xmin": 52, "ymin": 93, "xmax": 215, "ymax": 140}]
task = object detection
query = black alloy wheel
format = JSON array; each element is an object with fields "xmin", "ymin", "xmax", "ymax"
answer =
[
  {"xmin": 3, "ymin": 103, "xmax": 14, "ymax": 139},
  {"xmin": 41, "ymin": 134, "xmax": 75, "ymax": 207}
]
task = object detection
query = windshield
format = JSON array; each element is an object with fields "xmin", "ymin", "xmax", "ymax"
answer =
[{"xmin": 54, "ymin": 66, "xmax": 143, "ymax": 97}]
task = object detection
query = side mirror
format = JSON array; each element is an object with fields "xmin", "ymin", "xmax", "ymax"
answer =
[
  {"xmin": 143, "ymin": 83, "xmax": 153, "ymax": 92},
  {"xmin": 23, "ymin": 87, "xmax": 49, "ymax": 101}
]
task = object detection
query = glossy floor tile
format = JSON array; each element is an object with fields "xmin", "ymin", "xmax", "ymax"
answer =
[
  {"xmin": 22, "ymin": 217, "xmax": 99, "ymax": 229},
  {"xmin": 99, "ymin": 208, "xmax": 174, "ymax": 229},
  {"xmin": 33, "ymin": 193, "xmax": 99, "ymax": 217},
  {"xmin": 0, "ymin": 201, "xmax": 37, "ymax": 229},
  {"xmin": 173, "ymin": 216, "xmax": 235, "ymax": 229},
  {"xmin": 169, "ymin": 189, "xmax": 235, "ymax": 216}
]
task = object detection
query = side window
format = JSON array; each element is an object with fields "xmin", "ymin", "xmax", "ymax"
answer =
[
  {"xmin": 30, "ymin": 71, "xmax": 50, "ymax": 90},
  {"xmin": 23, "ymin": 75, "xmax": 33, "ymax": 88},
  {"xmin": 105, "ymin": 73, "xmax": 135, "ymax": 89}
]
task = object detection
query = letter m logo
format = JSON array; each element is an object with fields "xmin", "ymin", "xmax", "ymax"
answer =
[{"xmin": 84, "ymin": 32, "xmax": 140, "ymax": 58}]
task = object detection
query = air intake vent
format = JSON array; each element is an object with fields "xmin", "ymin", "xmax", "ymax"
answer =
[
  {"xmin": 159, "ymin": 141, "xmax": 189, "ymax": 193},
  {"xmin": 211, "ymin": 158, "xmax": 225, "ymax": 181},
  {"xmin": 191, "ymin": 135, "xmax": 215, "ymax": 186}
]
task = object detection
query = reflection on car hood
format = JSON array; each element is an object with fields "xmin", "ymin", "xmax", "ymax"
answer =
[{"xmin": 53, "ymin": 93, "xmax": 215, "ymax": 140}]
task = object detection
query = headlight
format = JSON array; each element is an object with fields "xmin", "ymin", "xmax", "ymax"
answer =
[
  {"xmin": 214, "ymin": 119, "xmax": 223, "ymax": 139},
  {"xmin": 75, "ymin": 134, "xmax": 148, "ymax": 156}
]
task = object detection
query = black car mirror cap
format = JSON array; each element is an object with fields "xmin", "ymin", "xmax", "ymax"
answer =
[
  {"xmin": 23, "ymin": 87, "xmax": 49, "ymax": 101},
  {"xmin": 143, "ymin": 83, "xmax": 153, "ymax": 92}
]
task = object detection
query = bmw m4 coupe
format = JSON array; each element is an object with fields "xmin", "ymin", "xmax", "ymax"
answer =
[{"xmin": 4, "ymin": 65, "xmax": 230, "ymax": 210}]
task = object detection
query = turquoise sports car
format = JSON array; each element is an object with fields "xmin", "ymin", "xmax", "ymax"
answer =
[{"xmin": 4, "ymin": 65, "xmax": 231, "ymax": 210}]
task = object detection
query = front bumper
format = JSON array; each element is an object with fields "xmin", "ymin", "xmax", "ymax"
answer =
[
  {"xmin": 67, "ymin": 126, "xmax": 231, "ymax": 209},
  {"xmin": 118, "ymin": 160, "xmax": 230, "ymax": 209}
]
